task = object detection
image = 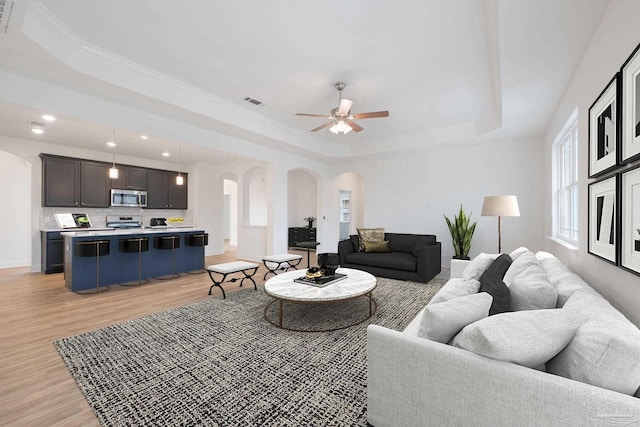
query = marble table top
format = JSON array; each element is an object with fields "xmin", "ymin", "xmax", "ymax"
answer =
[{"xmin": 264, "ymin": 268, "xmax": 376, "ymax": 302}]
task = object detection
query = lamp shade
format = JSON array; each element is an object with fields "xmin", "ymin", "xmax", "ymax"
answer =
[{"xmin": 481, "ymin": 195, "xmax": 520, "ymax": 217}]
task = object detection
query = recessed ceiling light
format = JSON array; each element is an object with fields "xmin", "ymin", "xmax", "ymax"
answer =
[
  {"xmin": 41, "ymin": 114, "xmax": 56, "ymax": 122},
  {"xmin": 32, "ymin": 128, "xmax": 44, "ymax": 134},
  {"xmin": 107, "ymin": 141, "xmax": 116, "ymax": 147},
  {"xmin": 140, "ymin": 135, "xmax": 148, "ymax": 140},
  {"xmin": 162, "ymin": 152, "xmax": 170, "ymax": 157}
]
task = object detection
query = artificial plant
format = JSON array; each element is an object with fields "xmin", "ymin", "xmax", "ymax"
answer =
[{"xmin": 444, "ymin": 205, "xmax": 477, "ymax": 260}]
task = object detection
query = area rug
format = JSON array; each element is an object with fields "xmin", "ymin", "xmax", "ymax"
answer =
[{"xmin": 55, "ymin": 277, "xmax": 445, "ymax": 426}]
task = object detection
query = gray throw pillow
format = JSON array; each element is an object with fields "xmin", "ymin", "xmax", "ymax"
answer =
[
  {"xmin": 509, "ymin": 264, "xmax": 557, "ymax": 311},
  {"xmin": 418, "ymin": 292, "xmax": 493, "ymax": 343},
  {"xmin": 503, "ymin": 251, "xmax": 537, "ymax": 285},
  {"xmin": 462, "ymin": 253, "xmax": 498, "ymax": 281},
  {"xmin": 547, "ymin": 319, "xmax": 640, "ymax": 396},
  {"xmin": 428, "ymin": 278, "xmax": 481, "ymax": 306},
  {"xmin": 451, "ymin": 309, "xmax": 581, "ymax": 368}
]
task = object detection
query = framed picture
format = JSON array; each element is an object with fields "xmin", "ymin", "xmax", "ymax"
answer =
[
  {"xmin": 621, "ymin": 42, "xmax": 640, "ymax": 164},
  {"xmin": 589, "ymin": 74, "xmax": 620, "ymax": 177},
  {"xmin": 620, "ymin": 165, "xmax": 640, "ymax": 275},
  {"xmin": 588, "ymin": 175, "xmax": 618, "ymax": 264}
]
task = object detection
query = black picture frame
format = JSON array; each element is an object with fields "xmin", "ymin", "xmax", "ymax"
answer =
[
  {"xmin": 588, "ymin": 174, "xmax": 618, "ymax": 265},
  {"xmin": 619, "ymin": 163, "xmax": 640, "ymax": 276},
  {"xmin": 588, "ymin": 73, "xmax": 620, "ymax": 178},
  {"xmin": 621, "ymin": 41, "xmax": 640, "ymax": 164}
]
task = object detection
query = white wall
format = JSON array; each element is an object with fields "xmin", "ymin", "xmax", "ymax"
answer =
[
  {"xmin": 287, "ymin": 169, "xmax": 318, "ymax": 228},
  {"xmin": 223, "ymin": 179, "xmax": 238, "ymax": 246},
  {"xmin": 544, "ymin": 0, "xmax": 640, "ymax": 327},
  {"xmin": 347, "ymin": 136, "xmax": 545, "ymax": 261},
  {"xmin": 0, "ymin": 151, "xmax": 31, "ymax": 268}
]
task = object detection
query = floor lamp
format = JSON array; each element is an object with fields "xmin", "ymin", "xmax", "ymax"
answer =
[{"xmin": 481, "ymin": 195, "xmax": 520, "ymax": 253}]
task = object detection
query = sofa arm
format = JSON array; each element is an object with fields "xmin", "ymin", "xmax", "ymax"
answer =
[
  {"xmin": 367, "ymin": 325, "xmax": 640, "ymax": 427},
  {"xmin": 416, "ymin": 242, "xmax": 441, "ymax": 282},
  {"xmin": 338, "ymin": 239, "xmax": 355, "ymax": 266}
]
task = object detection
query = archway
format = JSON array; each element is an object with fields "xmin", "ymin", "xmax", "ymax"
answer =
[{"xmin": 0, "ymin": 150, "xmax": 32, "ymax": 268}]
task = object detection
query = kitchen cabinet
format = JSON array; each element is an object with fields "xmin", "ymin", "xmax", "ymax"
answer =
[
  {"xmin": 110, "ymin": 166, "xmax": 148, "ymax": 190},
  {"xmin": 41, "ymin": 231, "xmax": 64, "ymax": 274},
  {"xmin": 288, "ymin": 227, "xmax": 316, "ymax": 248},
  {"xmin": 80, "ymin": 161, "xmax": 110, "ymax": 207},
  {"xmin": 147, "ymin": 169, "xmax": 188, "ymax": 209},
  {"xmin": 42, "ymin": 156, "xmax": 80, "ymax": 207},
  {"xmin": 41, "ymin": 155, "xmax": 110, "ymax": 208}
]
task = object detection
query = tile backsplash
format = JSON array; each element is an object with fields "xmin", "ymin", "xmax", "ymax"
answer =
[{"xmin": 41, "ymin": 207, "xmax": 193, "ymax": 229}]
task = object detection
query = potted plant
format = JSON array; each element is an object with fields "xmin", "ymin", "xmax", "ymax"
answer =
[{"xmin": 444, "ymin": 205, "xmax": 477, "ymax": 260}]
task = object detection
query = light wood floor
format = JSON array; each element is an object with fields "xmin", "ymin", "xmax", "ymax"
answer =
[{"xmin": 0, "ymin": 245, "xmax": 315, "ymax": 426}]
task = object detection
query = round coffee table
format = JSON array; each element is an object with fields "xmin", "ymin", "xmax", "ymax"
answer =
[{"xmin": 263, "ymin": 267, "xmax": 377, "ymax": 332}]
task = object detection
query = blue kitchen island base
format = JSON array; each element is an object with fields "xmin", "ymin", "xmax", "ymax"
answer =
[{"xmin": 63, "ymin": 229, "xmax": 206, "ymax": 293}]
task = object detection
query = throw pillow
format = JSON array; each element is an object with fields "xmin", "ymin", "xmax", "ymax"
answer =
[
  {"xmin": 349, "ymin": 235, "xmax": 360, "ymax": 252},
  {"xmin": 503, "ymin": 251, "xmax": 537, "ymax": 285},
  {"xmin": 451, "ymin": 309, "xmax": 582, "ymax": 368},
  {"xmin": 486, "ymin": 253, "xmax": 512, "ymax": 279},
  {"xmin": 546, "ymin": 320, "xmax": 640, "ymax": 396},
  {"xmin": 428, "ymin": 278, "xmax": 481, "ymax": 306},
  {"xmin": 418, "ymin": 292, "xmax": 493, "ymax": 343},
  {"xmin": 364, "ymin": 240, "xmax": 391, "ymax": 253},
  {"xmin": 509, "ymin": 247, "xmax": 529, "ymax": 261},
  {"xmin": 462, "ymin": 253, "xmax": 498, "ymax": 281},
  {"xmin": 509, "ymin": 264, "xmax": 557, "ymax": 311},
  {"xmin": 357, "ymin": 227, "xmax": 385, "ymax": 252},
  {"xmin": 479, "ymin": 270, "xmax": 511, "ymax": 315}
]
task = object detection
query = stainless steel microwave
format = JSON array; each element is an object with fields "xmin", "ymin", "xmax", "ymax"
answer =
[{"xmin": 111, "ymin": 189, "xmax": 147, "ymax": 207}]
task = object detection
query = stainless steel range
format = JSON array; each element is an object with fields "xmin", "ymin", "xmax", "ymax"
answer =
[{"xmin": 106, "ymin": 215, "xmax": 143, "ymax": 229}]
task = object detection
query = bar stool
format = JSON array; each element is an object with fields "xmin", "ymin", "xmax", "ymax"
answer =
[
  {"xmin": 153, "ymin": 235, "xmax": 180, "ymax": 279},
  {"xmin": 184, "ymin": 233, "xmax": 208, "ymax": 274},
  {"xmin": 74, "ymin": 240, "xmax": 110, "ymax": 294},
  {"xmin": 118, "ymin": 237, "xmax": 150, "ymax": 286}
]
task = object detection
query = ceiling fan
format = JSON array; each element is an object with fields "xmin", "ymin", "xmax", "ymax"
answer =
[{"xmin": 295, "ymin": 82, "xmax": 389, "ymax": 134}]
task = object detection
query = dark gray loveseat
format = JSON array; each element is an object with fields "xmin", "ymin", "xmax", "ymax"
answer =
[{"xmin": 338, "ymin": 233, "xmax": 441, "ymax": 283}]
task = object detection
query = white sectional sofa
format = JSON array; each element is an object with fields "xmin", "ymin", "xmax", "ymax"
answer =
[{"xmin": 367, "ymin": 249, "xmax": 640, "ymax": 427}]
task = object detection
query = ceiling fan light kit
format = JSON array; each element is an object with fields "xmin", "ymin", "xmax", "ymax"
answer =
[{"xmin": 295, "ymin": 82, "xmax": 389, "ymax": 134}]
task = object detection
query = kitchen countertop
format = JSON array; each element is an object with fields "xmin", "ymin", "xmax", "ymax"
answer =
[
  {"xmin": 60, "ymin": 228, "xmax": 203, "ymax": 237},
  {"xmin": 42, "ymin": 227, "xmax": 115, "ymax": 232}
]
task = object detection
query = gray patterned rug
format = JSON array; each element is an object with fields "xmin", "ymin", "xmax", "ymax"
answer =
[{"xmin": 55, "ymin": 277, "xmax": 445, "ymax": 426}]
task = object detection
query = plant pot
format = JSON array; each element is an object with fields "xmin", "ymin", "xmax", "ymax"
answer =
[{"xmin": 450, "ymin": 258, "xmax": 471, "ymax": 279}]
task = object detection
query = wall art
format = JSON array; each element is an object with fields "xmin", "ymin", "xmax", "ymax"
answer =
[
  {"xmin": 620, "ymin": 164, "xmax": 640, "ymax": 275},
  {"xmin": 588, "ymin": 174, "xmax": 618, "ymax": 264},
  {"xmin": 589, "ymin": 74, "xmax": 620, "ymax": 177}
]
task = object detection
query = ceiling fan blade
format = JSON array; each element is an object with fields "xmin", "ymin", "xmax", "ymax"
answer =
[
  {"xmin": 346, "ymin": 120, "xmax": 363, "ymax": 132},
  {"xmin": 310, "ymin": 121, "xmax": 334, "ymax": 132},
  {"xmin": 338, "ymin": 99, "xmax": 353, "ymax": 116},
  {"xmin": 295, "ymin": 113, "xmax": 331, "ymax": 118},
  {"xmin": 352, "ymin": 111, "xmax": 389, "ymax": 119}
]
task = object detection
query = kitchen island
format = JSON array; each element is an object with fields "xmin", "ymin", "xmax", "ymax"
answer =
[{"xmin": 62, "ymin": 228, "xmax": 206, "ymax": 292}]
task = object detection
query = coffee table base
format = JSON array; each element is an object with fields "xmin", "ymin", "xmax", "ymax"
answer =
[{"xmin": 263, "ymin": 292, "xmax": 377, "ymax": 332}]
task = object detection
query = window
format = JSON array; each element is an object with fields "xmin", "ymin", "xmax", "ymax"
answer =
[{"xmin": 553, "ymin": 113, "xmax": 579, "ymax": 243}]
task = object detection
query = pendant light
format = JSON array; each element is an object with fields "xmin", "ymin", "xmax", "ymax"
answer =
[
  {"xmin": 108, "ymin": 131, "xmax": 119, "ymax": 179},
  {"xmin": 176, "ymin": 144, "xmax": 184, "ymax": 185}
]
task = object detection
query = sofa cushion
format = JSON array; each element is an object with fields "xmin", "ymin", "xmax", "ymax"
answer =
[
  {"xmin": 479, "ymin": 270, "xmax": 511, "ymax": 315},
  {"xmin": 418, "ymin": 292, "xmax": 493, "ymax": 343},
  {"xmin": 509, "ymin": 246, "xmax": 529, "ymax": 261},
  {"xmin": 429, "ymin": 278, "xmax": 481, "ymax": 305},
  {"xmin": 364, "ymin": 240, "xmax": 391, "ymax": 253},
  {"xmin": 509, "ymin": 264, "xmax": 557, "ymax": 311},
  {"xmin": 357, "ymin": 227, "xmax": 385, "ymax": 251},
  {"xmin": 486, "ymin": 253, "xmax": 512, "ymax": 279},
  {"xmin": 349, "ymin": 235, "xmax": 361, "ymax": 252},
  {"xmin": 546, "ymin": 320, "xmax": 640, "ymax": 396},
  {"xmin": 462, "ymin": 253, "xmax": 498, "ymax": 281},
  {"xmin": 410, "ymin": 235, "xmax": 436, "ymax": 256},
  {"xmin": 562, "ymin": 290, "xmax": 621, "ymax": 324},
  {"xmin": 451, "ymin": 309, "xmax": 581, "ymax": 368},
  {"xmin": 503, "ymin": 251, "xmax": 537, "ymax": 285},
  {"xmin": 345, "ymin": 251, "xmax": 416, "ymax": 272},
  {"xmin": 535, "ymin": 251, "xmax": 599, "ymax": 306}
]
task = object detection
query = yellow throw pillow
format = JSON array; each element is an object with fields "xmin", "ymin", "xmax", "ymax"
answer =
[
  {"xmin": 364, "ymin": 240, "xmax": 391, "ymax": 253},
  {"xmin": 357, "ymin": 227, "xmax": 385, "ymax": 251}
]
